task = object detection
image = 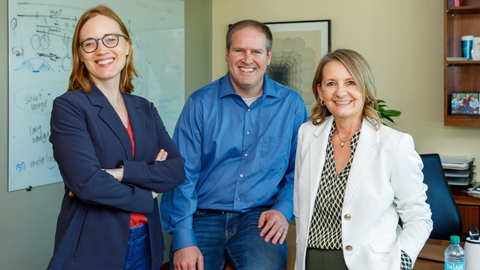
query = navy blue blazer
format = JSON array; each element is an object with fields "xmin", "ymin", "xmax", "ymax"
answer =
[{"xmin": 47, "ymin": 84, "xmax": 185, "ymax": 270}]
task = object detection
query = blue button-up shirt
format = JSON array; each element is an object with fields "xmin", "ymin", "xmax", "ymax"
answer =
[{"xmin": 161, "ymin": 73, "xmax": 308, "ymax": 251}]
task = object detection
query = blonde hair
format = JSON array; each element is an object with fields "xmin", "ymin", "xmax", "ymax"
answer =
[
  {"xmin": 68, "ymin": 5, "xmax": 139, "ymax": 94},
  {"xmin": 309, "ymin": 49, "xmax": 380, "ymax": 129}
]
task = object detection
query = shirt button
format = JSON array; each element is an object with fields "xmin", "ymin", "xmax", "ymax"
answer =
[
  {"xmin": 247, "ymin": 108, "xmax": 251, "ymax": 112},
  {"xmin": 240, "ymin": 174, "xmax": 244, "ymax": 178},
  {"xmin": 236, "ymin": 197, "xmax": 240, "ymax": 201},
  {"xmin": 344, "ymin": 214, "xmax": 351, "ymax": 220},
  {"xmin": 244, "ymin": 153, "xmax": 248, "ymax": 157},
  {"xmin": 246, "ymin": 131, "xmax": 250, "ymax": 135},
  {"xmin": 345, "ymin": 245, "xmax": 353, "ymax": 251}
]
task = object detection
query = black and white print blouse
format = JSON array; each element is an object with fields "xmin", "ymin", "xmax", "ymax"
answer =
[{"xmin": 306, "ymin": 121, "xmax": 412, "ymax": 270}]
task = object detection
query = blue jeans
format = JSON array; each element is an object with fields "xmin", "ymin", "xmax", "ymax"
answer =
[
  {"xmin": 124, "ymin": 224, "xmax": 154, "ymax": 270},
  {"xmin": 170, "ymin": 207, "xmax": 287, "ymax": 270}
]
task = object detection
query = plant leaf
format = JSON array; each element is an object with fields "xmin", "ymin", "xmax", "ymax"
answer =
[{"xmin": 383, "ymin": 110, "xmax": 401, "ymax": 117}]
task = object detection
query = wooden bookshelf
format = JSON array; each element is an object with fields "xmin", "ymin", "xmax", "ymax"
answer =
[{"xmin": 444, "ymin": 0, "xmax": 480, "ymax": 126}]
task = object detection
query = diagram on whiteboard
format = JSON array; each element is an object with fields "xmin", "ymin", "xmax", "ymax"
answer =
[{"xmin": 8, "ymin": 0, "xmax": 185, "ymax": 191}]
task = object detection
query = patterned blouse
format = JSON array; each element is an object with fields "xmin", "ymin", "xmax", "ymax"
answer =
[{"xmin": 307, "ymin": 122, "xmax": 412, "ymax": 270}]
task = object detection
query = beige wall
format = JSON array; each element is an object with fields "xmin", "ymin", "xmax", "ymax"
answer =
[
  {"xmin": 185, "ymin": 0, "xmax": 212, "ymax": 98},
  {"xmin": 0, "ymin": 0, "xmax": 211, "ymax": 268},
  {"xmin": 212, "ymin": 0, "xmax": 480, "ymax": 165}
]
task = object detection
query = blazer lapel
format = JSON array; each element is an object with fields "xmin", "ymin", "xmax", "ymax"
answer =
[
  {"xmin": 343, "ymin": 119, "xmax": 379, "ymax": 208},
  {"xmin": 86, "ymin": 84, "xmax": 133, "ymax": 160},
  {"xmin": 124, "ymin": 94, "xmax": 146, "ymax": 160},
  {"xmin": 309, "ymin": 117, "xmax": 334, "ymax": 199}
]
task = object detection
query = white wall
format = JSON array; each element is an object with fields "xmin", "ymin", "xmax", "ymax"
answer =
[{"xmin": 212, "ymin": 0, "xmax": 480, "ymax": 166}]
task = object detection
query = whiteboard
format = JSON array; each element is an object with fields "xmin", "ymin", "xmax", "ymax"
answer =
[{"xmin": 8, "ymin": 0, "xmax": 185, "ymax": 191}]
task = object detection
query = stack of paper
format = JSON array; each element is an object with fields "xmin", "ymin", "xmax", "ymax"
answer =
[
  {"xmin": 440, "ymin": 156, "xmax": 476, "ymax": 186},
  {"xmin": 468, "ymin": 186, "xmax": 480, "ymax": 198}
]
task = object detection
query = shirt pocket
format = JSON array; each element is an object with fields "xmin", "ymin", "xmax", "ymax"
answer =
[{"xmin": 260, "ymin": 136, "xmax": 289, "ymax": 172}]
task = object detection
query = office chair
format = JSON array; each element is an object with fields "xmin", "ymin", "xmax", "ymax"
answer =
[{"xmin": 420, "ymin": 154, "xmax": 463, "ymax": 240}]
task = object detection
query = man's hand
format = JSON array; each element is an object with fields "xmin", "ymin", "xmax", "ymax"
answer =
[
  {"xmin": 173, "ymin": 246, "xmax": 204, "ymax": 270},
  {"xmin": 258, "ymin": 209, "xmax": 289, "ymax": 245}
]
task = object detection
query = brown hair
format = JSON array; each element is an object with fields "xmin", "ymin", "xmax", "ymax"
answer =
[
  {"xmin": 226, "ymin": 20, "xmax": 273, "ymax": 52},
  {"xmin": 68, "ymin": 5, "xmax": 138, "ymax": 94},
  {"xmin": 309, "ymin": 49, "xmax": 380, "ymax": 129}
]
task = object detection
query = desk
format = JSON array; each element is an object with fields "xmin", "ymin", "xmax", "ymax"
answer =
[
  {"xmin": 452, "ymin": 187, "xmax": 480, "ymax": 237},
  {"xmin": 414, "ymin": 239, "xmax": 465, "ymax": 270},
  {"xmin": 413, "ymin": 260, "xmax": 443, "ymax": 270}
]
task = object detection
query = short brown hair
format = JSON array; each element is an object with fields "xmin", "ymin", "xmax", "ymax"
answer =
[
  {"xmin": 68, "ymin": 5, "xmax": 139, "ymax": 94},
  {"xmin": 309, "ymin": 49, "xmax": 380, "ymax": 129},
  {"xmin": 227, "ymin": 20, "xmax": 273, "ymax": 52}
]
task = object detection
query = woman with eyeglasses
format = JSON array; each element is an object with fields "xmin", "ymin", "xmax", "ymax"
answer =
[{"xmin": 47, "ymin": 5, "xmax": 185, "ymax": 270}]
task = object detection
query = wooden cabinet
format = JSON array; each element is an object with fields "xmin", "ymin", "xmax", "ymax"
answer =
[
  {"xmin": 444, "ymin": 0, "xmax": 480, "ymax": 126},
  {"xmin": 457, "ymin": 205, "xmax": 480, "ymax": 235},
  {"xmin": 453, "ymin": 191, "xmax": 480, "ymax": 237}
]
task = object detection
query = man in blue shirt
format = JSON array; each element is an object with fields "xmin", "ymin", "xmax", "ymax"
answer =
[{"xmin": 161, "ymin": 19, "xmax": 308, "ymax": 270}]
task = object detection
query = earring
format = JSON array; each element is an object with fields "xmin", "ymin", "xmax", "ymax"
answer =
[{"xmin": 320, "ymin": 100, "xmax": 326, "ymax": 106}]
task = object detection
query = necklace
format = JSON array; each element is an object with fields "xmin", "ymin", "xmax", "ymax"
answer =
[{"xmin": 336, "ymin": 132, "xmax": 347, "ymax": 148}]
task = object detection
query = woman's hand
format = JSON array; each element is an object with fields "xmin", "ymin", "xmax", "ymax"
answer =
[
  {"xmin": 70, "ymin": 150, "xmax": 168, "ymax": 198},
  {"xmin": 104, "ymin": 168, "xmax": 124, "ymax": 182},
  {"xmin": 156, "ymin": 149, "xmax": 168, "ymax": 162}
]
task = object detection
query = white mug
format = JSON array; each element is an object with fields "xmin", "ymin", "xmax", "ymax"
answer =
[{"xmin": 465, "ymin": 237, "xmax": 480, "ymax": 270}]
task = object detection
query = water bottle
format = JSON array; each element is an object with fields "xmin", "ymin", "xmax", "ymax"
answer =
[{"xmin": 445, "ymin": 235, "xmax": 465, "ymax": 270}]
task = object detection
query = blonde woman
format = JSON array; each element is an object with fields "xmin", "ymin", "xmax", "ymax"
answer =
[{"xmin": 294, "ymin": 49, "xmax": 432, "ymax": 270}]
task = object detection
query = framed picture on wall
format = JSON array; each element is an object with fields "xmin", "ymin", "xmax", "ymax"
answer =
[
  {"xmin": 452, "ymin": 93, "xmax": 466, "ymax": 115},
  {"xmin": 452, "ymin": 92, "xmax": 480, "ymax": 115},
  {"xmin": 465, "ymin": 93, "xmax": 479, "ymax": 115},
  {"xmin": 264, "ymin": 20, "xmax": 331, "ymax": 111}
]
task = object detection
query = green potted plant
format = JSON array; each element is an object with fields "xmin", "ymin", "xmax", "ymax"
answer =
[{"xmin": 377, "ymin": 99, "xmax": 401, "ymax": 125}]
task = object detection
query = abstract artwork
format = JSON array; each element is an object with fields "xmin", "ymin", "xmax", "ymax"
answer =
[{"xmin": 265, "ymin": 20, "xmax": 331, "ymax": 111}]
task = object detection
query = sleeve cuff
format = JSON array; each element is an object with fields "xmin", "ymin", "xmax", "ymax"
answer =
[
  {"xmin": 401, "ymin": 250, "xmax": 413, "ymax": 270},
  {"xmin": 272, "ymin": 201, "xmax": 293, "ymax": 223},
  {"xmin": 172, "ymin": 228, "xmax": 198, "ymax": 251}
]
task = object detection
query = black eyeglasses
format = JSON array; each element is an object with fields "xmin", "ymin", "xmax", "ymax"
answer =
[{"xmin": 78, "ymin": 34, "xmax": 128, "ymax": 53}]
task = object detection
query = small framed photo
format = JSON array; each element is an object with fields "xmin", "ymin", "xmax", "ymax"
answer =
[
  {"xmin": 466, "ymin": 93, "xmax": 479, "ymax": 115},
  {"xmin": 451, "ymin": 93, "xmax": 466, "ymax": 115},
  {"xmin": 452, "ymin": 92, "xmax": 480, "ymax": 115}
]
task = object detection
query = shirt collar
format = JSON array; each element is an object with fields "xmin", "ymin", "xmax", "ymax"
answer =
[{"xmin": 218, "ymin": 72, "xmax": 279, "ymax": 99}]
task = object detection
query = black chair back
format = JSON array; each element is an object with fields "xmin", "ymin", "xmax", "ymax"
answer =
[{"xmin": 420, "ymin": 154, "xmax": 462, "ymax": 240}]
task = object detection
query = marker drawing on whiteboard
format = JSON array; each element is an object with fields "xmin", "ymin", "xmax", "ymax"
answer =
[
  {"xmin": 29, "ymin": 124, "xmax": 49, "ymax": 143},
  {"xmin": 11, "ymin": 17, "xmax": 17, "ymax": 29},
  {"xmin": 37, "ymin": 52, "xmax": 62, "ymax": 61},
  {"xmin": 15, "ymin": 58, "xmax": 54, "ymax": 72},
  {"xmin": 25, "ymin": 92, "xmax": 48, "ymax": 112},
  {"xmin": 16, "ymin": 162, "xmax": 26, "ymax": 172},
  {"xmin": 12, "ymin": 47, "xmax": 24, "ymax": 56}
]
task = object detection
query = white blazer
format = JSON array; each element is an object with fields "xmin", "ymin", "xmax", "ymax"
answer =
[{"xmin": 294, "ymin": 116, "xmax": 433, "ymax": 270}]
